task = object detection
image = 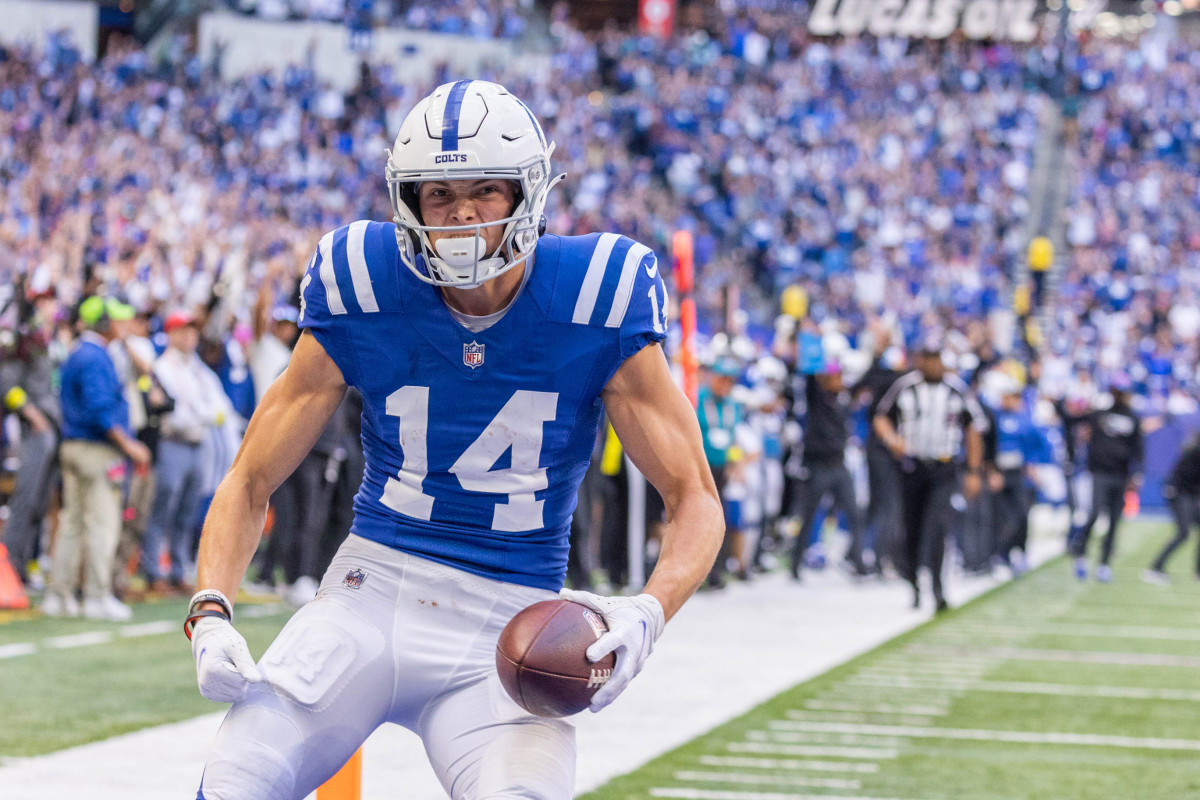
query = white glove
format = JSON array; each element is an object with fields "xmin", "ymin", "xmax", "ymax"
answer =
[
  {"xmin": 559, "ymin": 588, "xmax": 665, "ymax": 712},
  {"xmin": 191, "ymin": 617, "xmax": 263, "ymax": 703}
]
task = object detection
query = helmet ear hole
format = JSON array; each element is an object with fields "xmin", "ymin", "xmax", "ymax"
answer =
[{"xmin": 537, "ymin": 215, "xmax": 547, "ymax": 237}]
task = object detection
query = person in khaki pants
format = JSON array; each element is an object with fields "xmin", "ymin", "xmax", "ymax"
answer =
[{"xmin": 43, "ymin": 296, "xmax": 150, "ymax": 621}]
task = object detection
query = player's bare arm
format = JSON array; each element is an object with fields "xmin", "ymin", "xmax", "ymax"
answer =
[
  {"xmin": 195, "ymin": 330, "xmax": 348, "ymax": 607},
  {"xmin": 601, "ymin": 342, "xmax": 724, "ymax": 622}
]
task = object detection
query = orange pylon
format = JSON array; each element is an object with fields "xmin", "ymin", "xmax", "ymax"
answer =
[
  {"xmin": 0, "ymin": 544, "xmax": 30, "ymax": 609},
  {"xmin": 317, "ymin": 748, "xmax": 362, "ymax": 800}
]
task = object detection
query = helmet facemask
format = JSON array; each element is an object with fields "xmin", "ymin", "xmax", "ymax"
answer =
[{"xmin": 386, "ymin": 149, "xmax": 562, "ymax": 288}]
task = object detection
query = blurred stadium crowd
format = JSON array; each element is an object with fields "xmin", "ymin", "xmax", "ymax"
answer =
[{"xmin": 2, "ymin": 0, "xmax": 1200, "ymax": 618}]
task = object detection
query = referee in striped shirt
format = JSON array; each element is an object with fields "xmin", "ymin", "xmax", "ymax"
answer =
[{"xmin": 874, "ymin": 339, "xmax": 988, "ymax": 611}]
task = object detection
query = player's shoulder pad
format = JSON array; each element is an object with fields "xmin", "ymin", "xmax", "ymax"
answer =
[
  {"xmin": 299, "ymin": 220, "xmax": 400, "ymax": 327},
  {"xmin": 543, "ymin": 232, "xmax": 666, "ymax": 332}
]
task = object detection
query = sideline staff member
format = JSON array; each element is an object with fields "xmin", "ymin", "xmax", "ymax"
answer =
[{"xmin": 874, "ymin": 340, "xmax": 987, "ymax": 611}]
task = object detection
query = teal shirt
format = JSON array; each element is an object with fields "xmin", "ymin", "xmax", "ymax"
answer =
[{"xmin": 697, "ymin": 386, "xmax": 741, "ymax": 468}]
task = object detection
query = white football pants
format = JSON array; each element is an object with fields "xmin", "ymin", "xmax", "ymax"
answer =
[{"xmin": 198, "ymin": 535, "xmax": 575, "ymax": 800}]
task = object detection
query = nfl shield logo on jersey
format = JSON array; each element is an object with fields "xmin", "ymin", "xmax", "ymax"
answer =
[
  {"xmin": 463, "ymin": 341, "xmax": 485, "ymax": 369},
  {"xmin": 342, "ymin": 568, "xmax": 367, "ymax": 589}
]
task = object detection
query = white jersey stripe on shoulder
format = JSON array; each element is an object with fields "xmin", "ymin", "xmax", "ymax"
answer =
[
  {"xmin": 318, "ymin": 231, "xmax": 347, "ymax": 315},
  {"xmin": 572, "ymin": 233, "xmax": 621, "ymax": 325},
  {"xmin": 345, "ymin": 221, "xmax": 379, "ymax": 313},
  {"xmin": 605, "ymin": 243, "xmax": 651, "ymax": 328}
]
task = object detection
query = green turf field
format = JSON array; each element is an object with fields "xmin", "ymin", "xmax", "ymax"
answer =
[
  {"xmin": 3, "ymin": 518, "xmax": 1198, "ymax": 800},
  {"xmin": 581, "ymin": 518, "xmax": 1200, "ymax": 800},
  {"xmin": 0, "ymin": 595, "xmax": 293, "ymax": 757}
]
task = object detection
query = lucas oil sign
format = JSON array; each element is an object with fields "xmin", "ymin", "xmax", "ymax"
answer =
[{"xmin": 808, "ymin": 0, "xmax": 1039, "ymax": 41}]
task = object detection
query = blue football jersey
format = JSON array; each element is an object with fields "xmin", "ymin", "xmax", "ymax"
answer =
[{"xmin": 298, "ymin": 221, "xmax": 668, "ymax": 590}]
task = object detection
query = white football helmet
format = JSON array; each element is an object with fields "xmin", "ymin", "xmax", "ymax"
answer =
[{"xmin": 385, "ymin": 80, "xmax": 564, "ymax": 288}]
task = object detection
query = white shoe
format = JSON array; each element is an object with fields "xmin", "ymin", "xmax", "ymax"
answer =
[
  {"xmin": 1141, "ymin": 569, "xmax": 1170, "ymax": 586},
  {"xmin": 286, "ymin": 576, "xmax": 319, "ymax": 607},
  {"xmin": 242, "ymin": 581, "xmax": 277, "ymax": 597},
  {"xmin": 42, "ymin": 592, "xmax": 81, "ymax": 618},
  {"xmin": 83, "ymin": 595, "xmax": 134, "ymax": 622}
]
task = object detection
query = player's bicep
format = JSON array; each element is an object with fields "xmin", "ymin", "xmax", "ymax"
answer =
[
  {"xmin": 601, "ymin": 344, "xmax": 716, "ymax": 512},
  {"xmin": 231, "ymin": 331, "xmax": 347, "ymax": 504}
]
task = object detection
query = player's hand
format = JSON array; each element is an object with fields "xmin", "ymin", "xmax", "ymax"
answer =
[
  {"xmin": 559, "ymin": 588, "xmax": 665, "ymax": 712},
  {"xmin": 123, "ymin": 439, "xmax": 152, "ymax": 469},
  {"xmin": 191, "ymin": 617, "xmax": 262, "ymax": 703},
  {"xmin": 963, "ymin": 471, "xmax": 983, "ymax": 501}
]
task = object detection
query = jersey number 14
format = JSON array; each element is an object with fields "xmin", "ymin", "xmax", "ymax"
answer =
[{"xmin": 379, "ymin": 387, "xmax": 559, "ymax": 532}]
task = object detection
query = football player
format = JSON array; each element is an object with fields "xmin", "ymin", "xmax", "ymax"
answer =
[{"xmin": 186, "ymin": 80, "xmax": 724, "ymax": 799}]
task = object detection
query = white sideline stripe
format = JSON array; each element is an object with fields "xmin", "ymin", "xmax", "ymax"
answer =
[
  {"xmin": 572, "ymin": 232, "xmax": 620, "ymax": 324},
  {"xmin": 44, "ymin": 631, "xmax": 115, "ymax": 649},
  {"xmin": 784, "ymin": 721, "xmax": 1200, "ymax": 751},
  {"xmin": 672, "ymin": 771, "xmax": 861, "ymax": 790},
  {"xmin": 775, "ymin": 712, "xmax": 935, "ymax": 727},
  {"xmin": 854, "ymin": 667, "xmax": 989, "ymax": 679},
  {"xmin": 119, "ymin": 621, "xmax": 177, "ymax": 638},
  {"xmin": 317, "ymin": 232, "xmax": 346, "ymax": 315},
  {"xmin": 651, "ymin": 788, "xmax": 912, "ymax": 800},
  {"xmin": 847, "ymin": 674, "xmax": 1200, "ymax": 701},
  {"xmin": 0, "ymin": 642, "xmax": 36, "ymax": 659},
  {"xmin": 604, "ymin": 243, "xmax": 652, "ymax": 327},
  {"xmin": 344, "ymin": 220, "xmax": 379, "ymax": 313},
  {"xmin": 699, "ymin": 756, "xmax": 879, "ymax": 774},
  {"xmin": 749, "ymin": 730, "xmax": 905, "ymax": 747},
  {"xmin": 728, "ymin": 742, "xmax": 897, "ymax": 759},
  {"xmin": 871, "ymin": 658, "xmax": 987, "ymax": 670},
  {"xmin": 956, "ymin": 622, "xmax": 1200, "ymax": 642},
  {"xmin": 2, "ymin": 605, "xmax": 289, "ymax": 661},
  {"xmin": 860, "ymin": 662, "xmax": 988, "ymax": 674},
  {"xmin": 907, "ymin": 643, "xmax": 1200, "ymax": 669},
  {"xmin": 800, "ymin": 701, "xmax": 949, "ymax": 716},
  {"xmin": 239, "ymin": 603, "xmax": 287, "ymax": 619},
  {"xmin": 1075, "ymin": 594, "xmax": 1200, "ymax": 609}
]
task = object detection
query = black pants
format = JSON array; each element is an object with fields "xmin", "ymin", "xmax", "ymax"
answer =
[
  {"xmin": 993, "ymin": 469, "xmax": 1033, "ymax": 561},
  {"xmin": 1152, "ymin": 491, "xmax": 1200, "ymax": 575},
  {"xmin": 959, "ymin": 481, "xmax": 994, "ymax": 573},
  {"xmin": 598, "ymin": 469, "xmax": 629, "ymax": 588},
  {"xmin": 899, "ymin": 460, "xmax": 958, "ymax": 603},
  {"xmin": 790, "ymin": 457, "xmax": 861, "ymax": 575},
  {"xmin": 567, "ymin": 462, "xmax": 600, "ymax": 590},
  {"xmin": 865, "ymin": 441, "xmax": 903, "ymax": 570},
  {"xmin": 1072, "ymin": 470, "xmax": 1127, "ymax": 566},
  {"xmin": 263, "ymin": 450, "xmax": 338, "ymax": 584}
]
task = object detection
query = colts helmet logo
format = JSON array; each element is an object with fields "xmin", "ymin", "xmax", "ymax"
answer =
[
  {"xmin": 463, "ymin": 341, "xmax": 485, "ymax": 369},
  {"xmin": 342, "ymin": 568, "xmax": 367, "ymax": 589}
]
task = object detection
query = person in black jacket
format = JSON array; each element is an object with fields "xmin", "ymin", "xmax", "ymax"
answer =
[
  {"xmin": 1143, "ymin": 436, "xmax": 1200, "ymax": 585},
  {"xmin": 1068, "ymin": 374, "xmax": 1143, "ymax": 583},
  {"xmin": 849, "ymin": 335, "xmax": 905, "ymax": 575},
  {"xmin": 789, "ymin": 359, "xmax": 865, "ymax": 580}
]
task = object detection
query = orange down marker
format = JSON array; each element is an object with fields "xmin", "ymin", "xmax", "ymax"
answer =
[{"xmin": 317, "ymin": 748, "xmax": 362, "ymax": 800}]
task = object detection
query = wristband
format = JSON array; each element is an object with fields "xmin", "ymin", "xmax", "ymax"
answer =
[
  {"xmin": 184, "ymin": 608, "xmax": 230, "ymax": 641},
  {"xmin": 188, "ymin": 589, "xmax": 233, "ymax": 620}
]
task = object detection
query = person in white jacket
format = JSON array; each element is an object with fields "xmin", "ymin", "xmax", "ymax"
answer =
[{"xmin": 141, "ymin": 310, "xmax": 234, "ymax": 593}]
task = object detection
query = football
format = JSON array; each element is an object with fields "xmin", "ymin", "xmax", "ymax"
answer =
[{"xmin": 495, "ymin": 599, "xmax": 616, "ymax": 717}]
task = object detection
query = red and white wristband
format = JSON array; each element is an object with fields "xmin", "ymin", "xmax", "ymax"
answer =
[{"xmin": 184, "ymin": 589, "xmax": 234, "ymax": 641}]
